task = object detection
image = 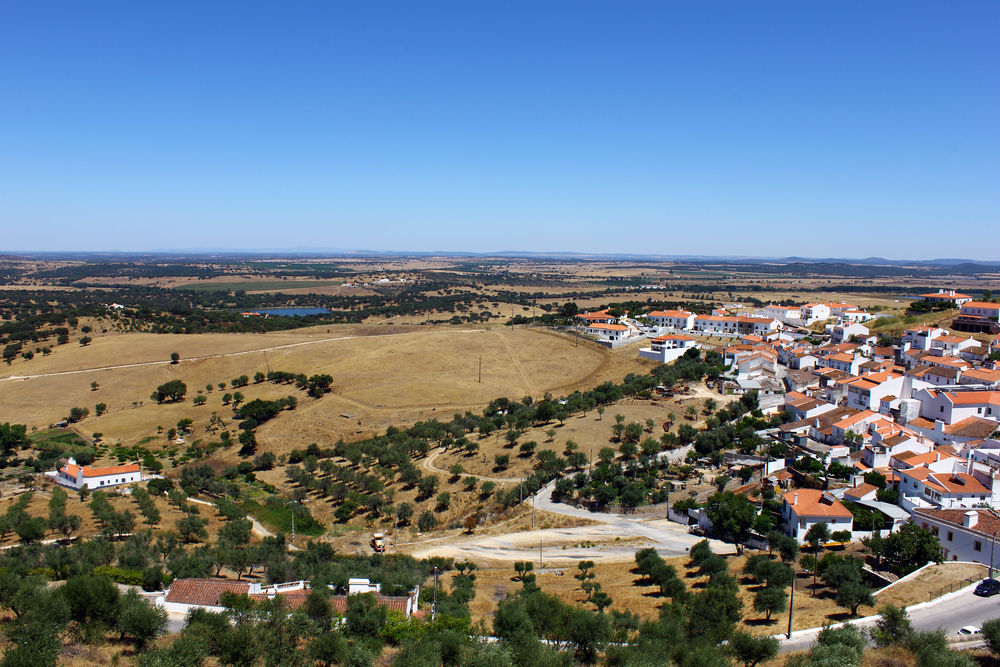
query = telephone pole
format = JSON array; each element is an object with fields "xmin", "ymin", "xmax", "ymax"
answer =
[{"xmin": 787, "ymin": 577, "xmax": 795, "ymax": 639}]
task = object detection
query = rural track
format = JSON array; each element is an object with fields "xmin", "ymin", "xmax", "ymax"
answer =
[
  {"xmin": 421, "ymin": 447, "xmax": 526, "ymax": 484},
  {"xmin": 491, "ymin": 331, "xmax": 536, "ymax": 396},
  {"xmin": 407, "ymin": 478, "xmax": 731, "ymax": 563},
  {"xmin": 0, "ymin": 328, "xmax": 487, "ymax": 384}
]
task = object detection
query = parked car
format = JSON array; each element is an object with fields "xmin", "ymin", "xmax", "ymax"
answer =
[
  {"xmin": 959, "ymin": 626, "xmax": 981, "ymax": 636},
  {"xmin": 974, "ymin": 579, "xmax": 1000, "ymax": 597}
]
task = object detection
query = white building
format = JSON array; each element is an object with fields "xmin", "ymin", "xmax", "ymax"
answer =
[
  {"xmin": 915, "ymin": 389, "xmax": 1000, "ymax": 425},
  {"xmin": 47, "ymin": 458, "xmax": 142, "ymax": 490},
  {"xmin": 911, "ymin": 509, "xmax": 1000, "ymax": 564},
  {"xmin": 781, "ymin": 489, "xmax": 855, "ymax": 542},
  {"xmin": 960, "ymin": 302, "xmax": 1000, "ymax": 321},
  {"xmin": 920, "ymin": 290, "xmax": 974, "ymax": 307},
  {"xmin": 585, "ymin": 323, "xmax": 631, "ymax": 341},
  {"xmin": 830, "ymin": 322, "xmax": 870, "ymax": 346},
  {"xmin": 639, "ymin": 335, "xmax": 698, "ymax": 363},
  {"xmin": 644, "ymin": 309, "xmax": 695, "ymax": 331}
]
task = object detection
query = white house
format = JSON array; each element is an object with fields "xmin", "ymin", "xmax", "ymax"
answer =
[
  {"xmin": 639, "ymin": 335, "xmax": 698, "ymax": 363},
  {"xmin": 48, "ymin": 458, "xmax": 142, "ymax": 490},
  {"xmin": 915, "ymin": 389, "xmax": 1000, "ymax": 425},
  {"xmin": 781, "ymin": 489, "xmax": 855, "ymax": 542},
  {"xmin": 831, "ymin": 323, "xmax": 870, "ymax": 346},
  {"xmin": 960, "ymin": 368, "xmax": 1000, "ymax": 387},
  {"xmin": 160, "ymin": 578, "xmax": 420, "ymax": 617},
  {"xmin": 921, "ymin": 290, "xmax": 974, "ymax": 306},
  {"xmin": 896, "ymin": 466, "xmax": 998, "ymax": 509},
  {"xmin": 960, "ymin": 302, "xmax": 1000, "ymax": 322},
  {"xmin": 585, "ymin": 323, "xmax": 631, "ymax": 341},
  {"xmin": 902, "ymin": 327, "xmax": 948, "ymax": 352},
  {"xmin": 911, "ymin": 508, "xmax": 1000, "ymax": 564},
  {"xmin": 644, "ymin": 309, "xmax": 695, "ymax": 331}
]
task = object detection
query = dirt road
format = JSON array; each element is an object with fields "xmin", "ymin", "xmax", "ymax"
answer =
[{"xmin": 406, "ymin": 479, "xmax": 731, "ymax": 564}]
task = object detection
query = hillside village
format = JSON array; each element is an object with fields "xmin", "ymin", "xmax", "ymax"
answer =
[{"xmin": 575, "ymin": 290, "xmax": 1000, "ymax": 566}]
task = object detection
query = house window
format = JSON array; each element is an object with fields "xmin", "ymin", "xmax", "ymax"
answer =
[
  {"xmin": 948, "ymin": 532, "xmax": 953, "ymax": 541},
  {"xmin": 940, "ymin": 406, "xmax": 944, "ymax": 412},
  {"xmin": 975, "ymin": 541, "xmax": 983, "ymax": 552}
]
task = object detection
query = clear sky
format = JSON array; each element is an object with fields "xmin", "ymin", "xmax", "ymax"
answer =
[{"xmin": 2, "ymin": 2, "xmax": 998, "ymax": 259}]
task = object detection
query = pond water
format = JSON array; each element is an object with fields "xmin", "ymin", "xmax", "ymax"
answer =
[{"xmin": 251, "ymin": 308, "xmax": 330, "ymax": 317}]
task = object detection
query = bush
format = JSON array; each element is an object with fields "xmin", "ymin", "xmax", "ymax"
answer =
[{"xmin": 94, "ymin": 565, "xmax": 145, "ymax": 587}]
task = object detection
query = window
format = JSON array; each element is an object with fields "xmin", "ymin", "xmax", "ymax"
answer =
[
  {"xmin": 940, "ymin": 406, "xmax": 944, "ymax": 412},
  {"xmin": 947, "ymin": 532, "xmax": 953, "ymax": 541},
  {"xmin": 975, "ymin": 541, "xmax": 983, "ymax": 552}
]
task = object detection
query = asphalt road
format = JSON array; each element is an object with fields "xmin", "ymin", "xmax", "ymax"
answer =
[{"xmin": 780, "ymin": 587, "xmax": 1000, "ymax": 653}]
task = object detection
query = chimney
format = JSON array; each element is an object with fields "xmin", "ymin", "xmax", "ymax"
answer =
[
  {"xmin": 964, "ymin": 511, "xmax": 978, "ymax": 529},
  {"xmin": 935, "ymin": 420, "xmax": 945, "ymax": 433},
  {"xmin": 793, "ymin": 493, "xmax": 798, "ymax": 506},
  {"xmin": 936, "ymin": 453, "xmax": 941, "ymax": 462}
]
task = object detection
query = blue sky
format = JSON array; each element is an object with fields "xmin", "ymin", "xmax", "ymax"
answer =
[{"xmin": 2, "ymin": 2, "xmax": 998, "ymax": 259}]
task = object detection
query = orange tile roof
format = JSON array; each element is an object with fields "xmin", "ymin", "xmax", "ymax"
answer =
[
  {"xmin": 942, "ymin": 391, "xmax": 1000, "ymax": 406},
  {"xmin": 783, "ymin": 489, "xmax": 852, "ymax": 518},
  {"xmin": 587, "ymin": 323, "xmax": 628, "ymax": 331}
]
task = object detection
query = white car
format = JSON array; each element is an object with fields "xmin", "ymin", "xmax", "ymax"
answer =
[{"xmin": 958, "ymin": 626, "xmax": 981, "ymax": 636}]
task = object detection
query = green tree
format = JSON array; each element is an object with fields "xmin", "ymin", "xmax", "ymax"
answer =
[
  {"xmin": 870, "ymin": 604, "xmax": 913, "ymax": 648},
  {"xmin": 170, "ymin": 352, "xmax": 180, "ymax": 364},
  {"xmin": 117, "ymin": 588, "xmax": 168, "ymax": 649},
  {"xmin": 753, "ymin": 586, "xmax": 786, "ymax": 621},
  {"xmin": 729, "ymin": 630, "xmax": 779, "ymax": 667},
  {"xmin": 416, "ymin": 511, "xmax": 438, "ymax": 532},
  {"xmin": 704, "ymin": 491, "xmax": 757, "ymax": 553},
  {"xmin": 805, "ymin": 522, "xmax": 830, "ymax": 554},
  {"xmin": 152, "ymin": 380, "xmax": 188, "ymax": 404},
  {"xmin": 836, "ymin": 580, "xmax": 876, "ymax": 616}
]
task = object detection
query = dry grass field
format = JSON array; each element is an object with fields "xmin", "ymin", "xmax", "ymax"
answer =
[
  {"xmin": 452, "ymin": 547, "xmax": 920, "ymax": 635},
  {"xmin": 0, "ymin": 324, "xmax": 646, "ymax": 457}
]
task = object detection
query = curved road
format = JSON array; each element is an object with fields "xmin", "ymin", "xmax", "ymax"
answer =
[
  {"xmin": 407, "ymin": 479, "xmax": 731, "ymax": 563},
  {"xmin": 421, "ymin": 448, "xmax": 527, "ymax": 484}
]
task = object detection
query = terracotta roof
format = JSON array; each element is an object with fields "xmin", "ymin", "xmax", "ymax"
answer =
[
  {"xmin": 844, "ymin": 483, "xmax": 878, "ymax": 499},
  {"xmin": 587, "ymin": 323, "xmax": 628, "ymax": 331},
  {"xmin": 962, "ymin": 368, "xmax": 1000, "ymax": 383},
  {"xmin": 653, "ymin": 335, "xmax": 695, "ymax": 342},
  {"xmin": 942, "ymin": 391, "xmax": 1000, "ymax": 406},
  {"xmin": 165, "ymin": 578, "xmax": 254, "ymax": 607},
  {"xmin": 962, "ymin": 302, "xmax": 1000, "ymax": 310},
  {"xmin": 165, "ymin": 579, "xmax": 414, "ymax": 614},
  {"xmin": 902, "ymin": 468, "xmax": 991, "ymax": 494},
  {"xmin": 783, "ymin": 489, "xmax": 852, "ymax": 518},
  {"xmin": 945, "ymin": 417, "xmax": 999, "ymax": 439},
  {"xmin": 647, "ymin": 310, "xmax": 693, "ymax": 318},
  {"xmin": 59, "ymin": 462, "xmax": 141, "ymax": 478},
  {"xmin": 913, "ymin": 508, "xmax": 1000, "ymax": 537}
]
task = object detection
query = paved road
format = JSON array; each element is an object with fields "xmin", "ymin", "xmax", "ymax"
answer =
[{"xmin": 780, "ymin": 587, "xmax": 1000, "ymax": 653}]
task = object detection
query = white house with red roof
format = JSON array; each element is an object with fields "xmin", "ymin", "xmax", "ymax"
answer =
[
  {"xmin": 896, "ymin": 466, "xmax": 999, "ymax": 510},
  {"xmin": 576, "ymin": 309, "xmax": 618, "ymax": 325},
  {"xmin": 960, "ymin": 302, "xmax": 1000, "ymax": 321},
  {"xmin": 644, "ymin": 309, "xmax": 695, "ymax": 331},
  {"xmin": 912, "ymin": 508, "xmax": 1000, "ymax": 564},
  {"xmin": 48, "ymin": 457, "xmax": 142, "ymax": 490},
  {"xmin": 781, "ymin": 489, "xmax": 854, "ymax": 541},
  {"xmin": 921, "ymin": 290, "xmax": 973, "ymax": 306},
  {"xmin": 639, "ymin": 334, "xmax": 698, "ymax": 363},
  {"xmin": 915, "ymin": 389, "xmax": 1000, "ymax": 425},
  {"xmin": 585, "ymin": 323, "xmax": 631, "ymax": 342}
]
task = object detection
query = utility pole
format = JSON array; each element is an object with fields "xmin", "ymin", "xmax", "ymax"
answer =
[
  {"xmin": 787, "ymin": 576, "xmax": 795, "ymax": 639},
  {"xmin": 991, "ymin": 531, "xmax": 997, "ymax": 580},
  {"xmin": 478, "ymin": 356, "xmax": 482, "ymax": 383},
  {"xmin": 539, "ymin": 539, "xmax": 543, "ymax": 568},
  {"xmin": 291, "ymin": 503, "xmax": 295, "ymax": 542},
  {"xmin": 532, "ymin": 495, "xmax": 535, "ymax": 528},
  {"xmin": 432, "ymin": 567, "xmax": 439, "ymax": 620}
]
